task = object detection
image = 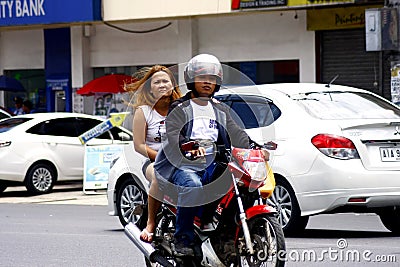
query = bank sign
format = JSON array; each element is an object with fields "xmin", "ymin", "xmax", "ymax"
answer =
[{"xmin": 0, "ymin": 0, "xmax": 101, "ymax": 26}]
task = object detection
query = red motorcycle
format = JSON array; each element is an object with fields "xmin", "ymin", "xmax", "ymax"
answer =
[{"xmin": 125, "ymin": 141, "xmax": 286, "ymax": 267}]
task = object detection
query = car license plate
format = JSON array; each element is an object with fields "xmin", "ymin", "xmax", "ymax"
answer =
[{"xmin": 380, "ymin": 147, "xmax": 400, "ymax": 162}]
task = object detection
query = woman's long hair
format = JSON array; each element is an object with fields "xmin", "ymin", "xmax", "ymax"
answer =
[{"xmin": 125, "ymin": 65, "xmax": 182, "ymax": 108}]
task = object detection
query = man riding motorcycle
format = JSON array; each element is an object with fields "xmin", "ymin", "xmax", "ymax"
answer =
[{"xmin": 153, "ymin": 53, "xmax": 270, "ymax": 256}]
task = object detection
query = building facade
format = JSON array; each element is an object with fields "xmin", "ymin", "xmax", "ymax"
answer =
[{"xmin": 0, "ymin": 0, "xmax": 391, "ymax": 115}]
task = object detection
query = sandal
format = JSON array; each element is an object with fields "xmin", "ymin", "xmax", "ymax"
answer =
[{"xmin": 140, "ymin": 228, "xmax": 154, "ymax": 243}]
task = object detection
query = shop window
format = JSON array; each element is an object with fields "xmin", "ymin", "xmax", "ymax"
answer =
[{"xmin": 3, "ymin": 69, "xmax": 46, "ymax": 113}]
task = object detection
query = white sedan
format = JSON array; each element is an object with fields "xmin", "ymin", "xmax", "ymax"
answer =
[
  {"xmin": 107, "ymin": 83, "xmax": 400, "ymax": 235},
  {"xmin": 215, "ymin": 83, "xmax": 400, "ymax": 235},
  {"xmin": 0, "ymin": 112, "xmax": 132, "ymax": 194}
]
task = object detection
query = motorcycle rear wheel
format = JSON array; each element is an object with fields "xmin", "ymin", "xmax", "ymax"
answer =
[
  {"xmin": 236, "ymin": 214, "xmax": 286, "ymax": 267},
  {"xmin": 145, "ymin": 210, "xmax": 202, "ymax": 267}
]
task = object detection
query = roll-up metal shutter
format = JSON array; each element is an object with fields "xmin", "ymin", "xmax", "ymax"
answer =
[{"xmin": 320, "ymin": 29, "xmax": 384, "ymax": 96}]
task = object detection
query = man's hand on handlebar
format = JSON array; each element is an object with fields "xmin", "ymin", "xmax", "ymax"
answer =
[
  {"xmin": 189, "ymin": 146, "xmax": 206, "ymax": 159},
  {"xmin": 181, "ymin": 141, "xmax": 206, "ymax": 160}
]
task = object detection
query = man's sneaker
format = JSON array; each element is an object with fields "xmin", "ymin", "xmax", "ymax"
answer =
[{"xmin": 173, "ymin": 241, "xmax": 194, "ymax": 257}]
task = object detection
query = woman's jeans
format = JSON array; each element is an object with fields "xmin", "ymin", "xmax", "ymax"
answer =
[{"xmin": 171, "ymin": 168, "xmax": 205, "ymax": 245}]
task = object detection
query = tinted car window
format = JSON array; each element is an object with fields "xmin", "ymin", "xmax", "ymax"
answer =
[
  {"xmin": 295, "ymin": 92, "xmax": 400, "ymax": 119},
  {"xmin": 75, "ymin": 117, "xmax": 117, "ymax": 140},
  {"xmin": 27, "ymin": 118, "xmax": 80, "ymax": 137},
  {"xmin": 27, "ymin": 117, "xmax": 132, "ymax": 140},
  {"xmin": 216, "ymin": 95, "xmax": 281, "ymax": 129},
  {"xmin": 0, "ymin": 118, "xmax": 32, "ymax": 133}
]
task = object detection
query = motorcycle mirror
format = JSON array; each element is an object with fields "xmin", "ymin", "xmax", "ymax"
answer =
[{"xmin": 264, "ymin": 141, "xmax": 277, "ymax": 150}]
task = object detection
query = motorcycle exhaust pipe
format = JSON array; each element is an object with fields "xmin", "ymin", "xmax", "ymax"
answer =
[
  {"xmin": 124, "ymin": 223, "xmax": 174, "ymax": 267},
  {"xmin": 124, "ymin": 223, "xmax": 156, "ymax": 259}
]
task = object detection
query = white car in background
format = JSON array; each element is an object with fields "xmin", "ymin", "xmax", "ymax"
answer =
[
  {"xmin": 0, "ymin": 113, "xmax": 132, "ymax": 194},
  {"xmin": 0, "ymin": 106, "xmax": 13, "ymax": 119},
  {"xmin": 215, "ymin": 83, "xmax": 400, "ymax": 235},
  {"xmin": 107, "ymin": 83, "xmax": 400, "ymax": 235}
]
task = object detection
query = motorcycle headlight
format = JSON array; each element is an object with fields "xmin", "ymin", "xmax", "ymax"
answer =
[{"xmin": 242, "ymin": 161, "xmax": 267, "ymax": 182}]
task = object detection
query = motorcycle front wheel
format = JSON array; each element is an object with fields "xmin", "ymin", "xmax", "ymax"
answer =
[{"xmin": 236, "ymin": 214, "xmax": 286, "ymax": 267}]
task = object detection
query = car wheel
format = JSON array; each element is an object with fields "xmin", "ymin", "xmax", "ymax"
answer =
[
  {"xmin": 0, "ymin": 182, "xmax": 7, "ymax": 193},
  {"xmin": 25, "ymin": 163, "xmax": 56, "ymax": 194},
  {"xmin": 266, "ymin": 178, "xmax": 309, "ymax": 236},
  {"xmin": 378, "ymin": 207, "xmax": 400, "ymax": 235},
  {"xmin": 116, "ymin": 178, "xmax": 147, "ymax": 227}
]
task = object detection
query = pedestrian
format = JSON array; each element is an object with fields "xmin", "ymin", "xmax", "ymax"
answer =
[
  {"xmin": 153, "ymin": 54, "xmax": 269, "ymax": 256},
  {"xmin": 22, "ymin": 100, "xmax": 35, "ymax": 114},
  {"xmin": 125, "ymin": 65, "xmax": 182, "ymax": 243},
  {"xmin": 13, "ymin": 97, "xmax": 24, "ymax": 115}
]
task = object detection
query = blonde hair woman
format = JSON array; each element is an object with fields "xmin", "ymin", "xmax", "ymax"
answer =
[{"xmin": 125, "ymin": 65, "xmax": 182, "ymax": 242}]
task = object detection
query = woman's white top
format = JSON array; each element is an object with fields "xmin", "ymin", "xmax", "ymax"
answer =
[{"xmin": 138, "ymin": 105, "xmax": 166, "ymax": 151}]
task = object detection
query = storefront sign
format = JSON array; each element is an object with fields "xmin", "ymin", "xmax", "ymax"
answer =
[
  {"xmin": 232, "ymin": 0, "xmax": 287, "ymax": 9},
  {"xmin": 46, "ymin": 78, "xmax": 69, "ymax": 91},
  {"xmin": 288, "ymin": 0, "xmax": 353, "ymax": 6},
  {"xmin": 307, "ymin": 5, "xmax": 381, "ymax": 31},
  {"xmin": 0, "ymin": 0, "xmax": 101, "ymax": 26},
  {"xmin": 232, "ymin": 0, "xmax": 354, "ymax": 9},
  {"xmin": 391, "ymin": 62, "xmax": 400, "ymax": 106}
]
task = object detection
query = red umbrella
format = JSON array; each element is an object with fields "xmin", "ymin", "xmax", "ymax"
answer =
[{"xmin": 76, "ymin": 74, "xmax": 135, "ymax": 96}]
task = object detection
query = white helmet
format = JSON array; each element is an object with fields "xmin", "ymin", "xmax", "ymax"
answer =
[{"xmin": 184, "ymin": 54, "xmax": 223, "ymax": 92}]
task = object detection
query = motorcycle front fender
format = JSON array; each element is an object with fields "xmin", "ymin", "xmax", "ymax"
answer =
[{"xmin": 245, "ymin": 205, "xmax": 277, "ymax": 220}]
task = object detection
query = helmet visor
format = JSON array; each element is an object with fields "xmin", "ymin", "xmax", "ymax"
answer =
[{"xmin": 187, "ymin": 62, "xmax": 222, "ymax": 79}]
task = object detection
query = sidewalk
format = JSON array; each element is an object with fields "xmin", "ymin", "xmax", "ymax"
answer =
[{"xmin": 0, "ymin": 182, "xmax": 108, "ymax": 206}]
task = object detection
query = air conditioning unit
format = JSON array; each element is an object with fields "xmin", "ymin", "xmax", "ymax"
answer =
[{"xmin": 366, "ymin": 8, "xmax": 399, "ymax": 51}]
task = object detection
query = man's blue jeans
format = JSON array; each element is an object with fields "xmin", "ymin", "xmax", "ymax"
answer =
[{"xmin": 171, "ymin": 168, "xmax": 205, "ymax": 245}]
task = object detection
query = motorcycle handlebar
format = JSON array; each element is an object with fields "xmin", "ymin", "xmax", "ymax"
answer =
[
  {"xmin": 262, "ymin": 141, "xmax": 278, "ymax": 150},
  {"xmin": 181, "ymin": 140, "xmax": 277, "ymax": 161},
  {"xmin": 182, "ymin": 141, "xmax": 277, "ymax": 151},
  {"xmin": 250, "ymin": 141, "xmax": 278, "ymax": 151}
]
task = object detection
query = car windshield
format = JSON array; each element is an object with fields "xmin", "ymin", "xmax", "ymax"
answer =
[
  {"xmin": 0, "ymin": 118, "xmax": 31, "ymax": 133},
  {"xmin": 293, "ymin": 91, "xmax": 400, "ymax": 119}
]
